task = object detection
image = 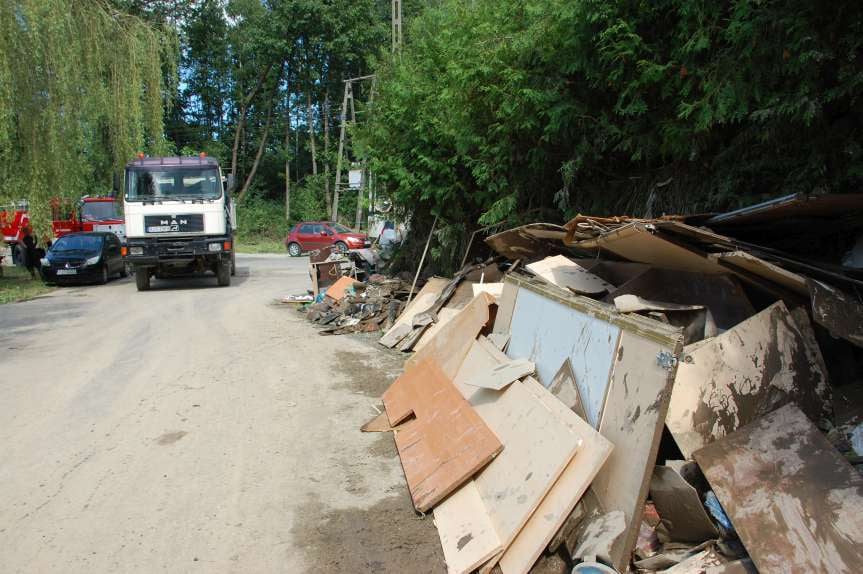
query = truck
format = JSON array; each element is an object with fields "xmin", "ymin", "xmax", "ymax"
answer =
[
  {"xmin": 51, "ymin": 196, "xmax": 126, "ymax": 242},
  {"xmin": 121, "ymin": 154, "xmax": 236, "ymax": 291}
]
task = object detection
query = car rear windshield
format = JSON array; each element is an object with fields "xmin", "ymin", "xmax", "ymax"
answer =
[
  {"xmin": 127, "ymin": 168, "xmax": 221, "ymax": 201},
  {"xmin": 52, "ymin": 235, "xmax": 103, "ymax": 252}
]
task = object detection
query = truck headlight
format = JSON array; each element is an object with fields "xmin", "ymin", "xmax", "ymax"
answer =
[
  {"xmin": 208, "ymin": 243, "xmax": 222, "ymax": 252},
  {"xmin": 86, "ymin": 255, "xmax": 100, "ymax": 266},
  {"xmin": 129, "ymin": 246, "xmax": 143, "ymax": 256}
]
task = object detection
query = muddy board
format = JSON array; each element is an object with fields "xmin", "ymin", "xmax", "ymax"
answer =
[
  {"xmin": 694, "ymin": 404, "xmax": 863, "ymax": 574},
  {"xmin": 666, "ymin": 300, "xmax": 831, "ymax": 459},
  {"xmin": 383, "ymin": 357, "xmax": 503, "ymax": 512}
]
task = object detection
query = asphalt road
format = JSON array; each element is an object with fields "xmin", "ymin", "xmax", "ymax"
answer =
[{"xmin": 0, "ymin": 254, "xmax": 444, "ymax": 573}]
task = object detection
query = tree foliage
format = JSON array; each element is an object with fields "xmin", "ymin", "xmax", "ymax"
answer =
[
  {"xmin": 0, "ymin": 0, "xmax": 177, "ymax": 229},
  {"xmin": 359, "ymin": 0, "xmax": 863, "ymax": 270}
]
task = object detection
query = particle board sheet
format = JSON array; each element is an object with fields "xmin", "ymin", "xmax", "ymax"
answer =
[
  {"xmin": 667, "ymin": 300, "xmax": 831, "ymax": 459},
  {"xmin": 383, "ymin": 358, "xmax": 503, "ymax": 512},
  {"xmin": 693, "ymin": 404, "xmax": 863, "ymax": 574},
  {"xmin": 413, "ymin": 307, "xmax": 461, "ymax": 351},
  {"xmin": 525, "ymin": 255, "xmax": 614, "ymax": 294},
  {"xmin": 433, "ymin": 481, "xmax": 503, "ymax": 574},
  {"xmin": 710, "ymin": 251, "xmax": 808, "ymax": 296},
  {"xmin": 406, "ymin": 292, "xmax": 495, "ymax": 381},
  {"xmin": 435, "ymin": 368, "xmax": 581, "ymax": 573},
  {"xmin": 381, "ymin": 277, "xmax": 449, "ymax": 341},
  {"xmin": 498, "ymin": 377, "xmax": 614, "ymax": 574},
  {"xmin": 506, "ymin": 283, "xmax": 620, "ymax": 428},
  {"xmin": 591, "ymin": 329, "xmax": 680, "ymax": 573},
  {"xmin": 575, "ymin": 223, "xmax": 724, "ymax": 274},
  {"xmin": 604, "ymin": 268, "xmax": 755, "ymax": 331}
]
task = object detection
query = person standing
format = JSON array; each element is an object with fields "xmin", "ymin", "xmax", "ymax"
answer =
[{"xmin": 21, "ymin": 226, "xmax": 39, "ymax": 279}]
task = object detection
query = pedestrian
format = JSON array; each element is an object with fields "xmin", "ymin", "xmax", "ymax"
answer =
[{"xmin": 21, "ymin": 225, "xmax": 39, "ymax": 279}]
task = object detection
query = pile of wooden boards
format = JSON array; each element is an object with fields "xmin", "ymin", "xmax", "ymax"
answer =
[{"xmin": 368, "ymin": 194, "xmax": 863, "ymax": 574}]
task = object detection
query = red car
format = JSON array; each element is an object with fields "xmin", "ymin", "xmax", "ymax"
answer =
[{"xmin": 285, "ymin": 221, "xmax": 370, "ymax": 256}]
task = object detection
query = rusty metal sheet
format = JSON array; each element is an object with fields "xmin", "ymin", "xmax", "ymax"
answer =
[
  {"xmin": 667, "ymin": 300, "xmax": 831, "ymax": 459},
  {"xmin": 694, "ymin": 404, "xmax": 863, "ymax": 574}
]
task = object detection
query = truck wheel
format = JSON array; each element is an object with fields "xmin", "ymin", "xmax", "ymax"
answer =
[
  {"xmin": 288, "ymin": 242, "xmax": 301, "ymax": 257},
  {"xmin": 135, "ymin": 269, "xmax": 150, "ymax": 291},
  {"xmin": 230, "ymin": 250, "xmax": 236, "ymax": 276},
  {"xmin": 217, "ymin": 260, "xmax": 231, "ymax": 287},
  {"xmin": 119, "ymin": 264, "xmax": 128, "ymax": 278}
]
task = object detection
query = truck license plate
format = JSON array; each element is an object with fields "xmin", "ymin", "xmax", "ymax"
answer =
[
  {"xmin": 147, "ymin": 225, "xmax": 174, "ymax": 233},
  {"xmin": 57, "ymin": 269, "xmax": 77, "ymax": 275}
]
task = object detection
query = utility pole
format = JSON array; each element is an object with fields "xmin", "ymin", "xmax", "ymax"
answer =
[{"xmin": 332, "ymin": 80, "xmax": 352, "ymax": 222}]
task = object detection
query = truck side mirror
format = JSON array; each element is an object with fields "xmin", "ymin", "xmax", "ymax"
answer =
[{"xmin": 112, "ymin": 173, "xmax": 121, "ymax": 195}]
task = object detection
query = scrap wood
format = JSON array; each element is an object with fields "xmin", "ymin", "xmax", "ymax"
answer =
[
  {"xmin": 808, "ymin": 279, "xmax": 863, "ymax": 348},
  {"xmin": 484, "ymin": 223, "xmax": 568, "ymax": 261},
  {"xmin": 547, "ymin": 358, "xmax": 588, "ymax": 422},
  {"xmin": 613, "ymin": 294, "xmax": 704, "ymax": 313},
  {"xmin": 379, "ymin": 277, "xmax": 449, "ymax": 347},
  {"xmin": 413, "ymin": 307, "xmax": 460, "ymax": 351},
  {"xmin": 360, "ymin": 412, "xmax": 395, "ymax": 432},
  {"xmin": 406, "ymin": 292, "xmax": 495, "ymax": 381},
  {"xmin": 472, "ymin": 282, "xmax": 504, "ymax": 299},
  {"xmin": 382, "ymin": 357, "xmax": 503, "ymax": 512},
  {"xmin": 497, "ymin": 377, "xmax": 614, "ymax": 574},
  {"xmin": 325, "ymin": 275, "xmax": 362, "ymax": 301},
  {"xmin": 666, "ymin": 300, "xmax": 831, "ymax": 459},
  {"xmin": 464, "ymin": 358, "xmax": 535, "ymax": 391},
  {"xmin": 693, "ymin": 404, "xmax": 863, "ymax": 574},
  {"xmin": 525, "ymin": 255, "xmax": 615, "ymax": 294},
  {"xmin": 709, "ymin": 250, "xmax": 808, "ymax": 296},
  {"xmin": 435, "ymin": 352, "xmax": 582, "ymax": 574}
]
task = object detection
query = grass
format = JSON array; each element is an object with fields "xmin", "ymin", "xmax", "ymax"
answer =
[
  {"xmin": 0, "ymin": 265, "xmax": 55, "ymax": 304},
  {"xmin": 234, "ymin": 237, "xmax": 287, "ymax": 254}
]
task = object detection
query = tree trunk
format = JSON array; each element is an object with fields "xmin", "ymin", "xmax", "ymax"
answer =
[
  {"xmin": 323, "ymin": 93, "xmax": 331, "ymax": 215},
  {"xmin": 306, "ymin": 91, "xmax": 318, "ymax": 176},
  {"xmin": 238, "ymin": 66, "xmax": 281, "ymax": 202},
  {"xmin": 230, "ymin": 62, "xmax": 274, "ymax": 179}
]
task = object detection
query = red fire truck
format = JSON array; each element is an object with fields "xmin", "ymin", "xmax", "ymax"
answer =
[{"xmin": 1, "ymin": 196, "xmax": 124, "ymax": 265}]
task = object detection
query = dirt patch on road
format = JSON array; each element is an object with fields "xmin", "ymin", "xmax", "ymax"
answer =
[
  {"xmin": 291, "ymin": 489, "xmax": 446, "ymax": 574},
  {"xmin": 332, "ymin": 349, "xmax": 404, "ymax": 396}
]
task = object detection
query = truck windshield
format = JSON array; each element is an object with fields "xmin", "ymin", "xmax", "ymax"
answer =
[
  {"xmin": 127, "ymin": 168, "xmax": 221, "ymax": 201},
  {"xmin": 81, "ymin": 201, "xmax": 121, "ymax": 221}
]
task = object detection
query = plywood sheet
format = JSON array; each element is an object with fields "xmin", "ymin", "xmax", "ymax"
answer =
[
  {"xmin": 667, "ymin": 300, "xmax": 831, "ymax": 459},
  {"xmin": 498, "ymin": 377, "xmax": 613, "ymax": 574},
  {"xmin": 694, "ymin": 404, "xmax": 863, "ymax": 574},
  {"xmin": 592, "ymin": 330, "xmax": 679, "ymax": 573},
  {"xmin": 526, "ymin": 255, "xmax": 614, "ymax": 294},
  {"xmin": 604, "ymin": 268, "xmax": 755, "ymax": 331},
  {"xmin": 433, "ymin": 482, "xmax": 502, "ymax": 574},
  {"xmin": 407, "ymin": 292, "xmax": 495, "ymax": 381},
  {"xmin": 383, "ymin": 358, "xmax": 503, "ymax": 512},
  {"xmin": 577, "ymin": 224, "xmax": 724, "ymax": 274},
  {"xmin": 435, "ymin": 368, "xmax": 581, "ymax": 573},
  {"xmin": 507, "ymin": 285, "xmax": 620, "ymax": 427},
  {"xmin": 325, "ymin": 275, "xmax": 361, "ymax": 301},
  {"xmin": 711, "ymin": 251, "xmax": 808, "ymax": 296},
  {"xmin": 413, "ymin": 307, "xmax": 460, "ymax": 351}
]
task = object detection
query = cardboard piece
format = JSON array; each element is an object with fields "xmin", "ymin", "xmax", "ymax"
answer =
[
  {"xmin": 694, "ymin": 404, "xmax": 863, "ymax": 574},
  {"xmin": 614, "ymin": 294, "xmax": 704, "ymax": 313},
  {"xmin": 650, "ymin": 464, "xmax": 718, "ymax": 542},
  {"xmin": 407, "ymin": 292, "xmax": 496, "ymax": 381},
  {"xmin": 498, "ymin": 377, "xmax": 614, "ymax": 574},
  {"xmin": 667, "ymin": 300, "xmax": 831, "ymax": 459},
  {"xmin": 526, "ymin": 255, "xmax": 614, "ymax": 294},
  {"xmin": 383, "ymin": 358, "xmax": 503, "ymax": 512},
  {"xmin": 547, "ymin": 359, "xmax": 588, "ymax": 421},
  {"xmin": 465, "ymin": 358, "xmax": 535, "ymax": 391},
  {"xmin": 325, "ymin": 275, "xmax": 361, "ymax": 301}
]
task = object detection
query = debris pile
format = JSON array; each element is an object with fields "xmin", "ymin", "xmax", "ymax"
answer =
[{"xmin": 361, "ymin": 192, "xmax": 863, "ymax": 573}]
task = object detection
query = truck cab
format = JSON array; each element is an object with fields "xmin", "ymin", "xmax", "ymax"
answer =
[{"xmin": 122, "ymin": 155, "xmax": 236, "ymax": 290}]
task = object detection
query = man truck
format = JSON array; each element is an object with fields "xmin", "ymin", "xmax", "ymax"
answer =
[{"xmin": 122, "ymin": 154, "xmax": 236, "ymax": 290}]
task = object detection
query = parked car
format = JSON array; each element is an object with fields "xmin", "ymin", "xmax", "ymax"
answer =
[
  {"xmin": 285, "ymin": 221, "xmax": 370, "ymax": 257},
  {"xmin": 40, "ymin": 232, "xmax": 127, "ymax": 285}
]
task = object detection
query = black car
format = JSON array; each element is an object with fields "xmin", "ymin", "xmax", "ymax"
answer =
[{"xmin": 41, "ymin": 232, "xmax": 127, "ymax": 285}]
